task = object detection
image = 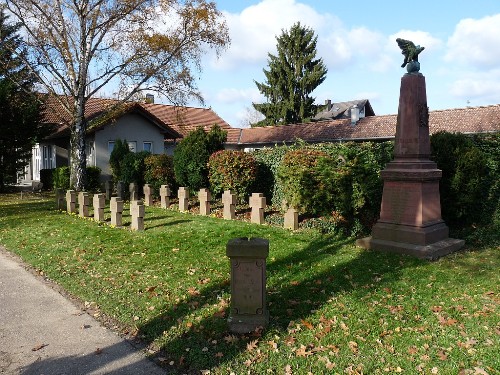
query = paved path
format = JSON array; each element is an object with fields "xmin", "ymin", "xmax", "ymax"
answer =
[{"xmin": 0, "ymin": 248, "xmax": 166, "ymax": 375}]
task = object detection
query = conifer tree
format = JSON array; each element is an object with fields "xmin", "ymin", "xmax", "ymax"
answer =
[{"xmin": 253, "ymin": 22, "xmax": 327, "ymax": 126}]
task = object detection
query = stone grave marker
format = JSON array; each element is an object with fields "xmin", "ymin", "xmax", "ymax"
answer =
[
  {"xmin": 178, "ymin": 187, "xmax": 189, "ymax": 212},
  {"xmin": 66, "ymin": 190, "xmax": 76, "ymax": 214},
  {"xmin": 198, "ymin": 188, "xmax": 211, "ymax": 216},
  {"xmin": 226, "ymin": 237, "xmax": 269, "ymax": 333},
  {"xmin": 250, "ymin": 193, "xmax": 266, "ymax": 224},
  {"xmin": 143, "ymin": 184, "xmax": 154, "ymax": 206},
  {"xmin": 93, "ymin": 193, "xmax": 106, "ymax": 222},
  {"xmin": 222, "ymin": 190, "xmax": 237, "ymax": 220},
  {"xmin": 78, "ymin": 192, "xmax": 91, "ymax": 218},
  {"xmin": 129, "ymin": 182, "xmax": 138, "ymax": 201},
  {"xmin": 55, "ymin": 189, "xmax": 65, "ymax": 210},
  {"xmin": 130, "ymin": 200, "xmax": 145, "ymax": 231},
  {"xmin": 160, "ymin": 185, "xmax": 171, "ymax": 209},
  {"xmin": 284, "ymin": 207, "xmax": 299, "ymax": 230},
  {"xmin": 110, "ymin": 197, "xmax": 124, "ymax": 227},
  {"xmin": 116, "ymin": 181, "xmax": 125, "ymax": 200},
  {"xmin": 105, "ymin": 180, "xmax": 113, "ymax": 200}
]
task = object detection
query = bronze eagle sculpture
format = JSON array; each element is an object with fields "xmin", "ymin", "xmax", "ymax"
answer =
[{"xmin": 396, "ymin": 38, "xmax": 425, "ymax": 68}]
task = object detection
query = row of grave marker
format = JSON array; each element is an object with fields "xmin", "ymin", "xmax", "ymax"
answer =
[{"xmin": 57, "ymin": 183, "xmax": 299, "ymax": 231}]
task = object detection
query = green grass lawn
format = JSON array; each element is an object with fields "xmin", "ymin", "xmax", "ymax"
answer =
[{"xmin": 0, "ymin": 193, "xmax": 498, "ymax": 374}]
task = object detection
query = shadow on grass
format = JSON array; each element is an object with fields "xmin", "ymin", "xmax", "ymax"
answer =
[
  {"xmin": 137, "ymin": 235, "xmax": 421, "ymax": 373},
  {"xmin": 147, "ymin": 220, "xmax": 192, "ymax": 230}
]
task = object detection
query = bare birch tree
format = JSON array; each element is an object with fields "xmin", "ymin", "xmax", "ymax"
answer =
[{"xmin": 2, "ymin": 0, "xmax": 229, "ymax": 190}]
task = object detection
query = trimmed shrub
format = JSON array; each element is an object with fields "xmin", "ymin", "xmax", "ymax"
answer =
[
  {"xmin": 208, "ymin": 150, "xmax": 258, "ymax": 201},
  {"xmin": 39, "ymin": 168, "xmax": 53, "ymax": 190},
  {"xmin": 144, "ymin": 154, "xmax": 176, "ymax": 197},
  {"xmin": 252, "ymin": 146, "xmax": 289, "ymax": 207},
  {"xmin": 120, "ymin": 151, "xmax": 150, "ymax": 191},
  {"xmin": 52, "ymin": 166, "xmax": 70, "ymax": 190},
  {"xmin": 86, "ymin": 166, "xmax": 102, "ymax": 193},
  {"xmin": 173, "ymin": 125, "xmax": 226, "ymax": 192},
  {"xmin": 109, "ymin": 139, "xmax": 131, "ymax": 182}
]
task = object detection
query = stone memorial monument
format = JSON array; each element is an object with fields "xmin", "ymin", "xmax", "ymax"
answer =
[
  {"xmin": 160, "ymin": 185, "xmax": 171, "ymax": 209},
  {"xmin": 198, "ymin": 188, "xmax": 211, "ymax": 216},
  {"xmin": 250, "ymin": 193, "xmax": 266, "ymax": 225},
  {"xmin": 129, "ymin": 182, "xmax": 138, "ymax": 201},
  {"xmin": 178, "ymin": 187, "xmax": 189, "ymax": 212},
  {"xmin": 143, "ymin": 184, "xmax": 154, "ymax": 206},
  {"xmin": 110, "ymin": 197, "xmax": 124, "ymax": 227},
  {"xmin": 55, "ymin": 188, "xmax": 65, "ymax": 210},
  {"xmin": 226, "ymin": 237, "xmax": 269, "ymax": 333},
  {"xmin": 78, "ymin": 192, "xmax": 91, "ymax": 218},
  {"xmin": 66, "ymin": 190, "xmax": 76, "ymax": 213},
  {"xmin": 93, "ymin": 193, "xmax": 106, "ymax": 222},
  {"xmin": 222, "ymin": 190, "xmax": 237, "ymax": 220},
  {"xmin": 130, "ymin": 200, "xmax": 145, "ymax": 231},
  {"xmin": 356, "ymin": 40, "xmax": 464, "ymax": 259},
  {"xmin": 116, "ymin": 181, "xmax": 125, "ymax": 200},
  {"xmin": 284, "ymin": 207, "xmax": 299, "ymax": 230},
  {"xmin": 105, "ymin": 180, "xmax": 113, "ymax": 200}
]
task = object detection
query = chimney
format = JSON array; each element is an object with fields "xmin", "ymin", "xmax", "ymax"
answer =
[
  {"xmin": 145, "ymin": 93, "xmax": 154, "ymax": 103},
  {"xmin": 325, "ymin": 99, "xmax": 332, "ymax": 111},
  {"xmin": 351, "ymin": 106, "xmax": 359, "ymax": 125}
]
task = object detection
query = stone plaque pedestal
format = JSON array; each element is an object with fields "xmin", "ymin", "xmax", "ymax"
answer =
[
  {"xmin": 226, "ymin": 238, "xmax": 269, "ymax": 333},
  {"xmin": 356, "ymin": 73, "xmax": 464, "ymax": 259}
]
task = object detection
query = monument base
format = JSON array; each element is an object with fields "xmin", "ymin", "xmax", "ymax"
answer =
[
  {"xmin": 356, "ymin": 236, "xmax": 464, "ymax": 260},
  {"xmin": 227, "ymin": 312, "xmax": 270, "ymax": 334}
]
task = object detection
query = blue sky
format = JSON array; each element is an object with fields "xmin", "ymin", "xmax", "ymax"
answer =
[{"xmin": 187, "ymin": 0, "xmax": 500, "ymax": 127}]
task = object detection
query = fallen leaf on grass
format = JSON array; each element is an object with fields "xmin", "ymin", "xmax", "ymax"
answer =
[
  {"xmin": 301, "ymin": 319, "xmax": 314, "ymax": 330},
  {"xmin": 431, "ymin": 306, "xmax": 443, "ymax": 313},
  {"xmin": 224, "ymin": 335, "xmax": 239, "ymax": 344},
  {"xmin": 348, "ymin": 341, "xmax": 358, "ymax": 354},
  {"xmin": 438, "ymin": 350, "xmax": 448, "ymax": 360},
  {"xmin": 215, "ymin": 352, "xmax": 223, "ymax": 358},
  {"xmin": 295, "ymin": 345, "xmax": 313, "ymax": 357},
  {"xmin": 32, "ymin": 343, "xmax": 48, "ymax": 351},
  {"xmin": 246, "ymin": 339, "xmax": 258, "ymax": 352}
]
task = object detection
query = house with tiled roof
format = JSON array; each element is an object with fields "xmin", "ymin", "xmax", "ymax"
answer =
[
  {"xmin": 225, "ymin": 104, "xmax": 500, "ymax": 150},
  {"xmin": 25, "ymin": 96, "xmax": 231, "ymax": 182}
]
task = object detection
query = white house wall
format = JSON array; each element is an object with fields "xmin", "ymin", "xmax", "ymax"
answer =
[{"xmin": 93, "ymin": 113, "xmax": 165, "ymax": 180}]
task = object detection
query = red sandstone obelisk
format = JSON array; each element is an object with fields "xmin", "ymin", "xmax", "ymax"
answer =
[{"xmin": 357, "ymin": 59, "xmax": 464, "ymax": 259}]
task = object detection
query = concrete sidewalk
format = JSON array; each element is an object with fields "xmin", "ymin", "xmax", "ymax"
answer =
[{"xmin": 0, "ymin": 248, "xmax": 166, "ymax": 375}]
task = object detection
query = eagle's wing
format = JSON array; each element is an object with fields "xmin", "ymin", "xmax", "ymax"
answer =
[{"xmin": 396, "ymin": 38, "xmax": 415, "ymax": 54}]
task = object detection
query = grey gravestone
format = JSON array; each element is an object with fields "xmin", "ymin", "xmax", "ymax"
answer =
[
  {"xmin": 222, "ymin": 190, "xmax": 236, "ymax": 220},
  {"xmin": 116, "ymin": 181, "xmax": 125, "ymax": 200},
  {"xmin": 178, "ymin": 187, "xmax": 189, "ymax": 212},
  {"xmin": 66, "ymin": 190, "xmax": 76, "ymax": 214},
  {"xmin": 198, "ymin": 188, "xmax": 211, "ymax": 216},
  {"xmin": 129, "ymin": 183, "xmax": 138, "ymax": 201},
  {"xmin": 226, "ymin": 237, "xmax": 269, "ymax": 333},
  {"xmin": 130, "ymin": 200, "xmax": 145, "ymax": 231},
  {"xmin": 55, "ymin": 189, "xmax": 65, "ymax": 210},
  {"xmin": 160, "ymin": 185, "xmax": 171, "ymax": 209},
  {"xmin": 249, "ymin": 193, "xmax": 266, "ymax": 224},
  {"xmin": 93, "ymin": 193, "xmax": 106, "ymax": 222},
  {"xmin": 105, "ymin": 180, "xmax": 113, "ymax": 200},
  {"xmin": 143, "ymin": 184, "xmax": 154, "ymax": 206},
  {"xmin": 78, "ymin": 192, "xmax": 91, "ymax": 218},
  {"xmin": 110, "ymin": 197, "xmax": 124, "ymax": 227},
  {"xmin": 284, "ymin": 207, "xmax": 299, "ymax": 230}
]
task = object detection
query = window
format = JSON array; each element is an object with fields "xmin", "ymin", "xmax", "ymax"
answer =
[
  {"xmin": 108, "ymin": 141, "xmax": 115, "ymax": 154},
  {"xmin": 42, "ymin": 145, "xmax": 53, "ymax": 169},
  {"xmin": 127, "ymin": 141, "xmax": 137, "ymax": 153},
  {"xmin": 143, "ymin": 141, "xmax": 153, "ymax": 153}
]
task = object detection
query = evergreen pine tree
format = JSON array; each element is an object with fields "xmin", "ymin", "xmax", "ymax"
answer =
[
  {"xmin": 0, "ymin": 10, "xmax": 47, "ymax": 190},
  {"xmin": 253, "ymin": 22, "xmax": 327, "ymax": 126}
]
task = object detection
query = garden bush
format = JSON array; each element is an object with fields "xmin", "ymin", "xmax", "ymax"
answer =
[
  {"xmin": 120, "ymin": 151, "xmax": 150, "ymax": 193},
  {"xmin": 144, "ymin": 154, "xmax": 176, "ymax": 197},
  {"xmin": 86, "ymin": 166, "xmax": 102, "ymax": 193},
  {"xmin": 52, "ymin": 165, "xmax": 101, "ymax": 192},
  {"xmin": 173, "ymin": 125, "xmax": 226, "ymax": 192},
  {"xmin": 109, "ymin": 139, "xmax": 131, "ymax": 182},
  {"xmin": 253, "ymin": 146, "xmax": 288, "ymax": 207},
  {"xmin": 52, "ymin": 166, "xmax": 70, "ymax": 190},
  {"xmin": 208, "ymin": 150, "xmax": 257, "ymax": 201}
]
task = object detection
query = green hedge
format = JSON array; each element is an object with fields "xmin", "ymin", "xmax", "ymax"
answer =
[
  {"xmin": 52, "ymin": 165, "xmax": 101, "ymax": 192},
  {"xmin": 144, "ymin": 154, "xmax": 176, "ymax": 198}
]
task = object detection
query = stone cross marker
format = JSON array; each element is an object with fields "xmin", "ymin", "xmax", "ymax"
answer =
[
  {"xmin": 284, "ymin": 207, "xmax": 299, "ymax": 230},
  {"xmin": 198, "ymin": 188, "xmax": 211, "ymax": 216},
  {"xmin": 129, "ymin": 182, "xmax": 138, "ymax": 201},
  {"xmin": 222, "ymin": 190, "xmax": 237, "ymax": 220},
  {"xmin": 250, "ymin": 193, "xmax": 266, "ymax": 224},
  {"xmin": 178, "ymin": 187, "xmax": 189, "ymax": 212},
  {"xmin": 78, "ymin": 192, "xmax": 91, "ymax": 218},
  {"xmin": 130, "ymin": 200, "xmax": 145, "ymax": 231},
  {"xmin": 143, "ymin": 184, "xmax": 154, "ymax": 206},
  {"xmin": 105, "ymin": 180, "xmax": 113, "ymax": 200},
  {"xmin": 226, "ymin": 237, "xmax": 269, "ymax": 333},
  {"xmin": 110, "ymin": 197, "xmax": 124, "ymax": 227},
  {"xmin": 160, "ymin": 185, "xmax": 171, "ymax": 209},
  {"xmin": 66, "ymin": 190, "xmax": 76, "ymax": 214},
  {"xmin": 93, "ymin": 193, "xmax": 106, "ymax": 222},
  {"xmin": 116, "ymin": 181, "xmax": 125, "ymax": 200},
  {"xmin": 55, "ymin": 188, "xmax": 65, "ymax": 210}
]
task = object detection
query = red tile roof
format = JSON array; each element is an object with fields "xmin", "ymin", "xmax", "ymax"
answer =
[
  {"xmin": 41, "ymin": 96, "xmax": 231, "ymax": 139},
  {"xmin": 228, "ymin": 105, "xmax": 500, "ymax": 145}
]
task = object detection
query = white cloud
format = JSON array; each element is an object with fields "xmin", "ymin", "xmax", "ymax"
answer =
[
  {"xmin": 445, "ymin": 14, "xmax": 500, "ymax": 68},
  {"xmin": 449, "ymin": 69, "xmax": 500, "ymax": 103},
  {"xmin": 215, "ymin": 87, "xmax": 263, "ymax": 104}
]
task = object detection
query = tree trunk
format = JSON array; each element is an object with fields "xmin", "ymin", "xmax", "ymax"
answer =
[{"xmin": 70, "ymin": 98, "xmax": 87, "ymax": 191}]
